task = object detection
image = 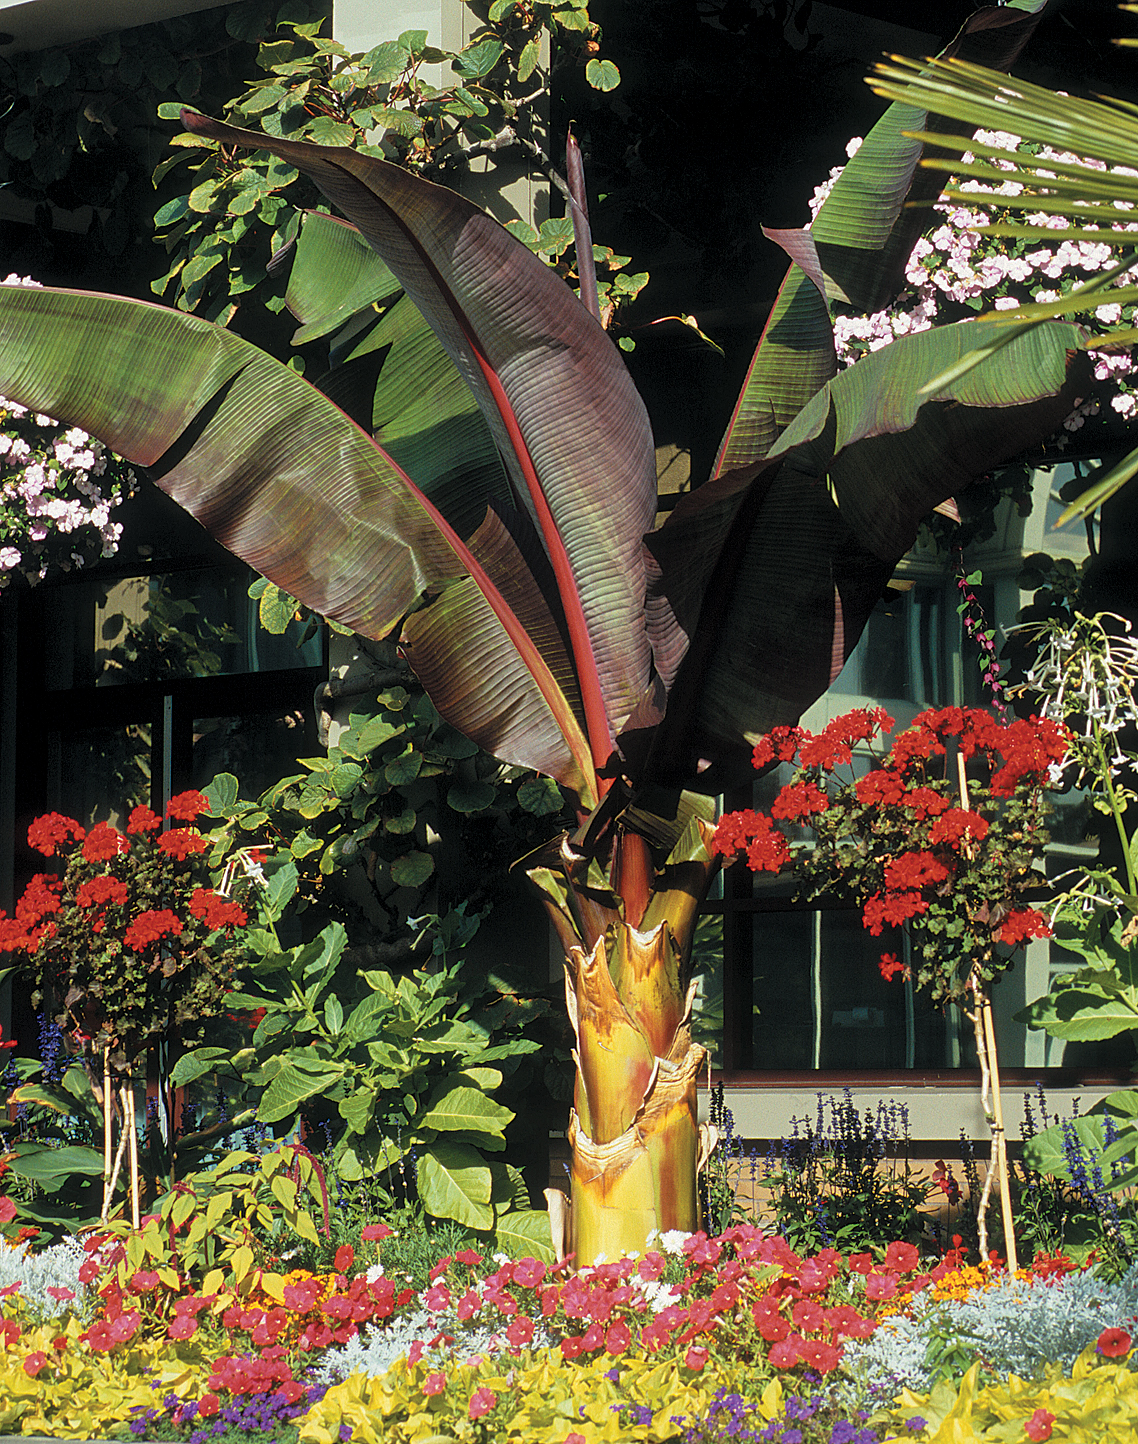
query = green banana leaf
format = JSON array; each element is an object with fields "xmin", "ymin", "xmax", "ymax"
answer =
[
  {"xmin": 647, "ymin": 317, "xmax": 1085, "ymax": 789},
  {"xmin": 286, "ymin": 211, "xmax": 512, "ymax": 542},
  {"xmin": 0, "ymin": 283, "xmax": 597, "ymax": 804},
  {"xmin": 183, "ymin": 110, "xmax": 657, "ymax": 763},
  {"xmin": 712, "ymin": 0, "xmax": 1050, "ymax": 479}
]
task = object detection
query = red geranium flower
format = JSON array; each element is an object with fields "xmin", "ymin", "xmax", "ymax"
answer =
[
  {"xmin": 124, "ymin": 909, "xmax": 183, "ymax": 951},
  {"xmin": 998, "ymin": 908, "xmax": 1051, "ymax": 946},
  {"xmin": 82, "ymin": 821, "xmax": 128, "ymax": 862},
  {"xmin": 76, "ymin": 875, "xmax": 129, "ymax": 909},
  {"xmin": 156, "ymin": 828, "xmax": 208, "ymax": 860},
  {"xmin": 855, "ymin": 770, "xmax": 906, "ymax": 806},
  {"xmin": 751, "ymin": 727, "xmax": 803, "ymax": 769},
  {"xmin": 27, "ymin": 812, "xmax": 85, "ymax": 856},
  {"xmin": 927, "ymin": 808, "xmax": 990, "ymax": 847},
  {"xmin": 883, "ymin": 851, "xmax": 950, "ymax": 891},
  {"xmin": 771, "ymin": 780, "xmax": 829, "ymax": 821},
  {"xmin": 166, "ymin": 790, "xmax": 209, "ymax": 822},
  {"xmin": 126, "ymin": 806, "xmax": 161, "ymax": 835},
  {"xmin": 189, "ymin": 888, "xmax": 248, "ymax": 931},
  {"xmin": 878, "ymin": 952, "xmax": 905, "ymax": 982}
]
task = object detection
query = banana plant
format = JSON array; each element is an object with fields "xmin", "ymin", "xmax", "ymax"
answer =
[{"xmin": 0, "ymin": 2, "xmax": 1083, "ymax": 1263}]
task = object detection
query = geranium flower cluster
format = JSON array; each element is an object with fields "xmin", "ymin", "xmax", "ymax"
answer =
[
  {"xmin": 0, "ymin": 276, "xmax": 135, "ymax": 587},
  {"xmin": 0, "ymin": 792, "xmax": 265, "ymax": 1072},
  {"xmin": 715, "ymin": 706, "xmax": 1070, "ymax": 1005},
  {"xmin": 810, "ymin": 133, "xmax": 1138, "ymax": 429}
]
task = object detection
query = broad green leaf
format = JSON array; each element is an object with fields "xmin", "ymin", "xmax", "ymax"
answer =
[
  {"xmin": 647, "ymin": 319, "xmax": 1082, "ymax": 790},
  {"xmin": 447, "ymin": 778, "xmax": 497, "ymax": 813},
  {"xmin": 285, "ymin": 209, "xmax": 401, "ymax": 347},
  {"xmin": 495, "ymin": 1208, "xmax": 556, "ymax": 1262},
  {"xmin": 457, "ymin": 1067, "xmax": 503, "ymax": 1091},
  {"xmin": 204, "ymin": 772, "xmax": 240, "ymax": 811},
  {"xmin": 1016, "ymin": 970, "xmax": 1138, "ymax": 1041},
  {"xmin": 181, "ymin": 111, "xmax": 657, "ymax": 758},
  {"xmin": 1023, "ymin": 1115, "xmax": 1105, "ymax": 1181},
  {"xmin": 585, "ymin": 59, "xmax": 620, "ymax": 92},
  {"xmin": 0, "ymin": 283, "xmax": 596, "ymax": 804},
  {"xmin": 324, "ymin": 994, "xmax": 344, "ymax": 1034},
  {"xmin": 169, "ymin": 1047, "xmax": 230, "ymax": 1088},
  {"xmin": 517, "ymin": 776, "xmax": 564, "ymax": 816},
  {"xmin": 258, "ymin": 1059, "xmax": 344, "ymax": 1123},
  {"xmin": 417, "ymin": 1084, "xmax": 514, "ymax": 1136},
  {"xmin": 417, "ymin": 1141, "xmax": 493, "ymax": 1229},
  {"xmin": 452, "ymin": 39, "xmax": 503, "ymax": 80},
  {"xmin": 391, "ymin": 850, "xmax": 434, "ymax": 888},
  {"xmin": 10, "ymin": 1143, "xmax": 105, "ymax": 1187}
]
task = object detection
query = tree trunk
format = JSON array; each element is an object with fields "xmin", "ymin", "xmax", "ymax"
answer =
[{"xmin": 525, "ymin": 816, "xmax": 718, "ymax": 1264}]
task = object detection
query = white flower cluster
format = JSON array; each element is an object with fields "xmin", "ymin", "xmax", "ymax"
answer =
[
  {"xmin": 0, "ymin": 274, "xmax": 136, "ymax": 587},
  {"xmin": 810, "ymin": 135, "xmax": 1138, "ymax": 431}
]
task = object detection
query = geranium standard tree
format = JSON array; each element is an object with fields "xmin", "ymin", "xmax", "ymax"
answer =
[
  {"xmin": 714, "ymin": 705, "xmax": 1070, "ymax": 1265},
  {"xmin": 0, "ymin": 791, "xmax": 262, "ymax": 1224}
]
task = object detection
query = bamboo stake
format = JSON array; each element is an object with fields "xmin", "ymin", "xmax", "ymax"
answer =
[
  {"xmin": 126, "ymin": 1080, "xmax": 141, "ymax": 1230},
  {"xmin": 956, "ymin": 750, "xmax": 1018, "ymax": 1271},
  {"xmin": 104, "ymin": 1091, "xmax": 130, "ymax": 1219},
  {"xmin": 983, "ymin": 993, "xmax": 1018, "ymax": 1272},
  {"xmin": 968, "ymin": 988, "xmax": 995, "ymax": 1260},
  {"xmin": 101, "ymin": 1047, "xmax": 113, "ymax": 1220}
]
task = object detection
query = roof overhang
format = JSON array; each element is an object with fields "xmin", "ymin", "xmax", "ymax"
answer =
[{"xmin": 0, "ymin": 0, "xmax": 232, "ymax": 53}]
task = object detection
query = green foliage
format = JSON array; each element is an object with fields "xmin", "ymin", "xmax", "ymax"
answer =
[
  {"xmin": 0, "ymin": 2, "xmax": 321, "ymax": 269},
  {"xmin": 3, "ymin": 1058, "xmax": 107, "ymax": 1233},
  {"xmin": 879, "ymin": 1353, "xmax": 1138, "ymax": 1443},
  {"xmin": 757, "ymin": 1092, "xmax": 933, "ymax": 1256},
  {"xmin": 152, "ymin": 1, "xmax": 640, "ymax": 331},
  {"xmin": 183, "ymin": 894, "xmax": 548, "ymax": 1240}
]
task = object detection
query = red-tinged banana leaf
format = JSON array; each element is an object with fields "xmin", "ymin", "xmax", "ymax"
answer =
[
  {"xmin": 182, "ymin": 111, "xmax": 658, "ymax": 762},
  {"xmin": 646, "ymin": 318, "xmax": 1086, "ymax": 791},
  {"xmin": 0, "ymin": 282, "xmax": 597, "ymax": 803},
  {"xmin": 286, "ymin": 211, "xmax": 513, "ymax": 543},
  {"xmin": 711, "ymin": 0, "xmax": 1050, "ymax": 481}
]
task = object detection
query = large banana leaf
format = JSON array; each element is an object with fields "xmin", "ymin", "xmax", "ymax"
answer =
[
  {"xmin": 712, "ymin": 0, "xmax": 1050, "ymax": 479},
  {"xmin": 647, "ymin": 317, "xmax": 1085, "ymax": 790},
  {"xmin": 0, "ymin": 283, "xmax": 597, "ymax": 804},
  {"xmin": 182, "ymin": 111, "xmax": 657, "ymax": 764},
  {"xmin": 285, "ymin": 211, "xmax": 512, "ymax": 542}
]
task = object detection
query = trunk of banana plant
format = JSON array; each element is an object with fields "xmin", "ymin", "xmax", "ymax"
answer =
[{"xmin": 525, "ymin": 817, "xmax": 719, "ymax": 1264}]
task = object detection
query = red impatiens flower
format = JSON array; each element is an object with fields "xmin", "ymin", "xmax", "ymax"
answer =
[
  {"xmin": 126, "ymin": 805, "xmax": 161, "ymax": 835},
  {"xmin": 334, "ymin": 1244, "xmax": 355, "ymax": 1274},
  {"xmin": 123, "ymin": 909, "xmax": 183, "ymax": 951},
  {"xmin": 1097, "ymin": 1326, "xmax": 1132, "ymax": 1357},
  {"xmin": 82, "ymin": 821, "xmax": 128, "ymax": 862},
  {"xmin": 423, "ymin": 1372, "xmax": 446, "ymax": 1396},
  {"xmin": 27, "ymin": 812, "xmax": 85, "ymax": 856},
  {"xmin": 361, "ymin": 1223, "xmax": 394, "ymax": 1243},
  {"xmin": 22, "ymin": 1350, "xmax": 48, "ymax": 1377},
  {"xmin": 166, "ymin": 790, "xmax": 209, "ymax": 822},
  {"xmin": 1024, "ymin": 1407, "xmax": 1055, "ymax": 1441},
  {"xmin": 156, "ymin": 828, "xmax": 208, "ymax": 860},
  {"xmin": 883, "ymin": 1241, "xmax": 920, "ymax": 1273}
]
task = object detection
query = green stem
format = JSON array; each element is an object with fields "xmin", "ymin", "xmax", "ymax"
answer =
[{"xmin": 1094, "ymin": 721, "xmax": 1137, "ymax": 897}]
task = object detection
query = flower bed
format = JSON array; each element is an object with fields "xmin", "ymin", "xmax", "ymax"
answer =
[{"xmin": 4, "ymin": 1206, "xmax": 1138, "ymax": 1444}]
